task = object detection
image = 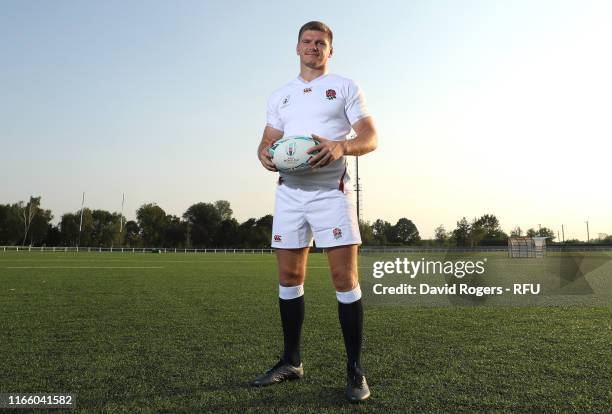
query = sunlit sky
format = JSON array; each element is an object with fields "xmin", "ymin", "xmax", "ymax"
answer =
[{"xmin": 1, "ymin": 0, "xmax": 610, "ymax": 240}]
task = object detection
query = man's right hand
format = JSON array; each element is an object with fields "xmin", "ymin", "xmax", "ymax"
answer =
[
  {"xmin": 258, "ymin": 145, "xmax": 278, "ymax": 172},
  {"xmin": 257, "ymin": 125, "xmax": 283, "ymax": 172}
]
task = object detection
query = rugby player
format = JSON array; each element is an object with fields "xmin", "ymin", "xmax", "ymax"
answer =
[{"xmin": 253, "ymin": 21, "xmax": 378, "ymax": 403}]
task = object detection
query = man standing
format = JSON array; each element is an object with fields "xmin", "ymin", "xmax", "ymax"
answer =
[{"xmin": 253, "ymin": 21, "xmax": 378, "ymax": 403}]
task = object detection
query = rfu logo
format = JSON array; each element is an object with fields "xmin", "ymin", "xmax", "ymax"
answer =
[
  {"xmin": 285, "ymin": 142, "xmax": 297, "ymax": 156},
  {"xmin": 326, "ymin": 89, "xmax": 337, "ymax": 100},
  {"xmin": 274, "ymin": 234, "xmax": 282, "ymax": 242}
]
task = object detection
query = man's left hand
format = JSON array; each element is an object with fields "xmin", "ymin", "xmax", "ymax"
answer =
[{"xmin": 307, "ymin": 134, "xmax": 346, "ymax": 168}]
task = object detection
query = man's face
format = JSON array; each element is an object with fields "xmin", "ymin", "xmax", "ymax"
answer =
[{"xmin": 296, "ymin": 30, "xmax": 333, "ymax": 69}]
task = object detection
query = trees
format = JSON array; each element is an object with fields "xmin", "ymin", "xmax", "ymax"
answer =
[
  {"xmin": 214, "ymin": 200, "xmax": 233, "ymax": 221},
  {"xmin": 510, "ymin": 226, "xmax": 523, "ymax": 237},
  {"xmin": 3, "ymin": 196, "xmax": 54, "ymax": 246},
  {"xmin": 371, "ymin": 219, "xmax": 396, "ymax": 245},
  {"xmin": 44, "ymin": 224, "xmax": 62, "ymax": 246},
  {"xmin": 369, "ymin": 218, "xmax": 421, "ymax": 245},
  {"xmin": 164, "ymin": 215, "xmax": 187, "ymax": 248},
  {"xmin": 359, "ymin": 221, "xmax": 376, "ymax": 245},
  {"xmin": 539, "ymin": 227, "xmax": 555, "ymax": 241},
  {"xmin": 473, "ymin": 214, "xmax": 507, "ymax": 240},
  {"xmin": 470, "ymin": 214, "xmax": 508, "ymax": 246},
  {"xmin": 235, "ymin": 215, "xmax": 273, "ymax": 248},
  {"xmin": 183, "ymin": 203, "xmax": 222, "ymax": 248},
  {"xmin": 215, "ymin": 218, "xmax": 240, "ymax": 247},
  {"xmin": 434, "ymin": 225, "xmax": 448, "ymax": 245},
  {"xmin": 468, "ymin": 219, "xmax": 486, "ymax": 247},
  {"xmin": 238, "ymin": 218, "xmax": 257, "ymax": 248},
  {"xmin": 452, "ymin": 217, "xmax": 471, "ymax": 247},
  {"xmin": 372, "ymin": 219, "xmax": 388, "ymax": 245},
  {"xmin": 252, "ymin": 215, "xmax": 273, "ymax": 248},
  {"xmin": 450, "ymin": 215, "xmax": 508, "ymax": 247},
  {"xmin": 59, "ymin": 209, "xmax": 94, "ymax": 246},
  {"xmin": 525, "ymin": 227, "xmax": 555, "ymax": 242},
  {"xmin": 137, "ymin": 203, "xmax": 168, "ymax": 247},
  {"xmin": 3, "ymin": 196, "xmax": 591, "ymax": 249},
  {"xmin": 18, "ymin": 196, "xmax": 40, "ymax": 245},
  {"xmin": 523, "ymin": 226, "xmax": 556, "ymax": 244},
  {"xmin": 78, "ymin": 209, "xmax": 95, "ymax": 246},
  {"xmin": 28, "ymin": 207, "xmax": 53, "ymax": 246},
  {"xmin": 0, "ymin": 204, "xmax": 22, "ymax": 245},
  {"xmin": 123, "ymin": 220, "xmax": 141, "ymax": 247},
  {"xmin": 537, "ymin": 227, "xmax": 555, "ymax": 242},
  {"xmin": 91, "ymin": 210, "xmax": 123, "ymax": 247},
  {"xmin": 59, "ymin": 213, "xmax": 80, "ymax": 246},
  {"xmin": 394, "ymin": 218, "xmax": 420, "ymax": 244}
]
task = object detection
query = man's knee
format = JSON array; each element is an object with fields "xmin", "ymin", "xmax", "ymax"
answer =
[
  {"xmin": 279, "ymin": 269, "xmax": 305, "ymax": 286},
  {"xmin": 331, "ymin": 269, "xmax": 357, "ymax": 292}
]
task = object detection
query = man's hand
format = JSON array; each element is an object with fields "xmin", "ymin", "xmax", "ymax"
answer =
[
  {"xmin": 307, "ymin": 134, "xmax": 346, "ymax": 168},
  {"xmin": 257, "ymin": 125, "xmax": 283, "ymax": 172},
  {"xmin": 258, "ymin": 145, "xmax": 278, "ymax": 172}
]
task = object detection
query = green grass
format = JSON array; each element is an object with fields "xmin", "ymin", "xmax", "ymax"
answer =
[{"xmin": 0, "ymin": 252, "xmax": 610, "ymax": 413}]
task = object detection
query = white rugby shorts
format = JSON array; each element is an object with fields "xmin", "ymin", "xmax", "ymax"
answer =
[{"xmin": 271, "ymin": 183, "xmax": 362, "ymax": 249}]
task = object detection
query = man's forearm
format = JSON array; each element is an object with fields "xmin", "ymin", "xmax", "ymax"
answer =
[{"xmin": 342, "ymin": 127, "xmax": 378, "ymax": 157}]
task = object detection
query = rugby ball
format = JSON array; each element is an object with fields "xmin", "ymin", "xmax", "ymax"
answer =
[{"xmin": 268, "ymin": 136, "xmax": 320, "ymax": 173}]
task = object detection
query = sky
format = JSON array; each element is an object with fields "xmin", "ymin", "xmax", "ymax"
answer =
[{"xmin": 1, "ymin": 0, "xmax": 610, "ymax": 240}]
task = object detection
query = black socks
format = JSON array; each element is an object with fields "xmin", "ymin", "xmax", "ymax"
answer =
[
  {"xmin": 279, "ymin": 295, "xmax": 305, "ymax": 367},
  {"xmin": 338, "ymin": 298, "xmax": 364, "ymax": 370},
  {"xmin": 277, "ymin": 284, "xmax": 364, "ymax": 371}
]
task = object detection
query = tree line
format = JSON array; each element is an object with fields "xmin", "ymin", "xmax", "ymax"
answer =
[
  {"xmin": 1, "ymin": 197, "xmax": 609, "ymax": 248},
  {"xmin": 0, "ymin": 198, "xmax": 272, "ymax": 249}
]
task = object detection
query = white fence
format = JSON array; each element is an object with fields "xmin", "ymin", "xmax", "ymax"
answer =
[
  {"xmin": 0, "ymin": 246, "xmax": 275, "ymax": 254},
  {"xmin": 360, "ymin": 247, "xmax": 507, "ymax": 253},
  {"xmin": 2, "ymin": 245, "xmax": 611, "ymax": 254},
  {"xmin": 360, "ymin": 246, "xmax": 612, "ymax": 253}
]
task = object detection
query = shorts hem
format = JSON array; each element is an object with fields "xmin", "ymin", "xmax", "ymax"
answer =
[
  {"xmin": 314, "ymin": 240, "xmax": 362, "ymax": 249},
  {"xmin": 271, "ymin": 241, "xmax": 313, "ymax": 249}
]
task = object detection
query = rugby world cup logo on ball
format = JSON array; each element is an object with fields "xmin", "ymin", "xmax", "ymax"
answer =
[
  {"xmin": 286, "ymin": 142, "xmax": 296, "ymax": 156},
  {"xmin": 268, "ymin": 136, "xmax": 320, "ymax": 173}
]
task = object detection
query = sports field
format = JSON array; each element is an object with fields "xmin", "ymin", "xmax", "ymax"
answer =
[{"xmin": 1, "ymin": 251, "xmax": 610, "ymax": 413}]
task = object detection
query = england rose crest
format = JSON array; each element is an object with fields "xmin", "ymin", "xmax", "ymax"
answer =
[
  {"xmin": 333, "ymin": 227, "xmax": 342, "ymax": 239},
  {"xmin": 326, "ymin": 89, "xmax": 337, "ymax": 100}
]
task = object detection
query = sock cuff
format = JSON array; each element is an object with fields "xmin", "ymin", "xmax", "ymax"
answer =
[
  {"xmin": 336, "ymin": 284, "xmax": 362, "ymax": 304},
  {"xmin": 279, "ymin": 284, "xmax": 304, "ymax": 300}
]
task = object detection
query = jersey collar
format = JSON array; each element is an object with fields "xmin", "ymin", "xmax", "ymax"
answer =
[{"xmin": 297, "ymin": 73, "xmax": 329, "ymax": 84}]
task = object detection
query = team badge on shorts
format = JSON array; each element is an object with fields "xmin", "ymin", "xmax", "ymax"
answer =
[
  {"xmin": 333, "ymin": 227, "xmax": 342, "ymax": 239},
  {"xmin": 326, "ymin": 89, "xmax": 337, "ymax": 100},
  {"xmin": 274, "ymin": 234, "xmax": 282, "ymax": 242}
]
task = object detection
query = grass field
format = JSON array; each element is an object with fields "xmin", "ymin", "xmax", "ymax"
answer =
[{"xmin": 1, "ymin": 251, "xmax": 611, "ymax": 413}]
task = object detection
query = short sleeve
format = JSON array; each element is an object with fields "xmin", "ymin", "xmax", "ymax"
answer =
[
  {"xmin": 266, "ymin": 93, "xmax": 284, "ymax": 132},
  {"xmin": 345, "ymin": 80, "xmax": 370, "ymax": 125}
]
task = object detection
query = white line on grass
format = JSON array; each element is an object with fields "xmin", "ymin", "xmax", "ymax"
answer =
[
  {"xmin": 0, "ymin": 259, "xmax": 273, "ymax": 263},
  {"xmin": 5, "ymin": 266, "xmax": 165, "ymax": 269}
]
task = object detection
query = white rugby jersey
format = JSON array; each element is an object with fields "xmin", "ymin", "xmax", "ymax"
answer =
[{"xmin": 266, "ymin": 73, "xmax": 370, "ymax": 189}]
